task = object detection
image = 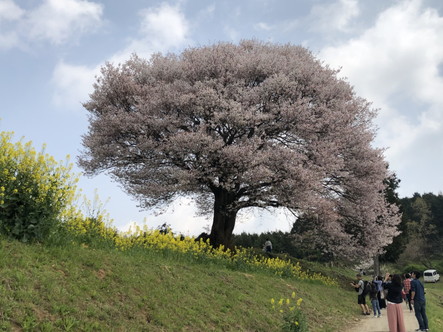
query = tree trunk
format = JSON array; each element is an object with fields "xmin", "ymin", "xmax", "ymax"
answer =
[
  {"xmin": 373, "ymin": 254, "xmax": 380, "ymax": 276},
  {"xmin": 209, "ymin": 188, "xmax": 238, "ymax": 248}
]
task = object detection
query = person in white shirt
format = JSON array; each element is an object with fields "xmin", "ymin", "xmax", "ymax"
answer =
[{"xmin": 264, "ymin": 239, "xmax": 272, "ymax": 253}]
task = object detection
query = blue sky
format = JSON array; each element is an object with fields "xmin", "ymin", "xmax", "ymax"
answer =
[{"xmin": 1, "ymin": 0, "xmax": 443, "ymax": 236}]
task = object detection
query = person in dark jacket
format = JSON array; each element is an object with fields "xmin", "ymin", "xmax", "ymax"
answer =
[
  {"xmin": 383, "ymin": 273, "xmax": 406, "ymax": 332},
  {"xmin": 411, "ymin": 271, "xmax": 428, "ymax": 332},
  {"xmin": 377, "ymin": 275, "xmax": 387, "ymax": 309}
]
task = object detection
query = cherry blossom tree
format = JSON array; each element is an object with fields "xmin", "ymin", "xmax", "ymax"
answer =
[{"xmin": 79, "ymin": 40, "xmax": 400, "ymax": 257}]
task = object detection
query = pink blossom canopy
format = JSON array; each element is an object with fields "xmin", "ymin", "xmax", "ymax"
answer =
[{"xmin": 80, "ymin": 40, "xmax": 401, "ymax": 257}]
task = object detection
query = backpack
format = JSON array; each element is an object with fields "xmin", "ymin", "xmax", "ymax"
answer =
[
  {"xmin": 362, "ymin": 280, "xmax": 371, "ymax": 296},
  {"xmin": 369, "ymin": 281, "xmax": 378, "ymax": 295}
]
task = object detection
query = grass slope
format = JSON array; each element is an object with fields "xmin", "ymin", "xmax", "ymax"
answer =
[{"xmin": 1, "ymin": 238, "xmax": 442, "ymax": 331}]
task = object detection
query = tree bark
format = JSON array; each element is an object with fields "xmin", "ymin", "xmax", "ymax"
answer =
[
  {"xmin": 209, "ymin": 188, "xmax": 238, "ymax": 248},
  {"xmin": 373, "ymin": 254, "xmax": 380, "ymax": 276}
]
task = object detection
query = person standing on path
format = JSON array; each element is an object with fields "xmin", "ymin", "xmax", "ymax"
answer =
[
  {"xmin": 383, "ymin": 273, "xmax": 406, "ymax": 332},
  {"xmin": 377, "ymin": 275, "xmax": 387, "ymax": 309},
  {"xmin": 351, "ymin": 274, "xmax": 370, "ymax": 315},
  {"xmin": 369, "ymin": 280, "xmax": 381, "ymax": 318},
  {"xmin": 403, "ymin": 273, "xmax": 413, "ymax": 312},
  {"xmin": 373, "ymin": 275, "xmax": 384, "ymax": 309},
  {"xmin": 411, "ymin": 271, "xmax": 429, "ymax": 332}
]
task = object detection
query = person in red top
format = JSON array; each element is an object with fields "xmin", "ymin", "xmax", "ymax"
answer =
[{"xmin": 403, "ymin": 273, "xmax": 413, "ymax": 312}]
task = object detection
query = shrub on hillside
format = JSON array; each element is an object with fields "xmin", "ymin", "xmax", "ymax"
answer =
[
  {"xmin": 0, "ymin": 132, "xmax": 78, "ymax": 242},
  {"xmin": 271, "ymin": 293, "xmax": 309, "ymax": 332},
  {"xmin": 403, "ymin": 263, "xmax": 427, "ymax": 274},
  {"xmin": 65, "ymin": 215, "xmax": 118, "ymax": 249}
]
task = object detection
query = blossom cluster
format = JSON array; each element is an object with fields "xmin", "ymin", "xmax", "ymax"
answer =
[{"xmin": 81, "ymin": 40, "xmax": 401, "ymax": 261}]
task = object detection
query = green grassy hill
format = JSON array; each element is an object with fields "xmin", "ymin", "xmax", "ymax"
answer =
[{"xmin": 1, "ymin": 237, "xmax": 442, "ymax": 331}]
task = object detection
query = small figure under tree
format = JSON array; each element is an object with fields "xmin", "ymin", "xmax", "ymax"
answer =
[{"xmin": 79, "ymin": 40, "xmax": 401, "ymax": 258}]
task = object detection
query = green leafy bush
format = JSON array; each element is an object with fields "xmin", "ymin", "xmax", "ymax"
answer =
[
  {"xmin": 0, "ymin": 132, "xmax": 78, "ymax": 242},
  {"xmin": 403, "ymin": 263, "xmax": 427, "ymax": 274},
  {"xmin": 271, "ymin": 293, "xmax": 309, "ymax": 332}
]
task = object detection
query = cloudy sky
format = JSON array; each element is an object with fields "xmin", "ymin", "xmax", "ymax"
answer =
[{"xmin": 1, "ymin": 0, "xmax": 443, "ymax": 236}]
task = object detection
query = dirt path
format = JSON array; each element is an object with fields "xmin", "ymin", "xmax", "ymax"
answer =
[{"xmin": 346, "ymin": 305, "xmax": 420, "ymax": 332}]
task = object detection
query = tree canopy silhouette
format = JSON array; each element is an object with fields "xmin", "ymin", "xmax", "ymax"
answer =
[{"xmin": 79, "ymin": 40, "xmax": 400, "ymax": 256}]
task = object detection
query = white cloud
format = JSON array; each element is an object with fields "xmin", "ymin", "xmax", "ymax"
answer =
[
  {"xmin": 270, "ymin": 0, "xmax": 359, "ymax": 37},
  {"xmin": 137, "ymin": 3, "xmax": 190, "ymax": 52},
  {"xmin": 234, "ymin": 208, "xmax": 294, "ymax": 235},
  {"xmin": 309, "ymin": 0, "xmax": 360, "ymax": 33},
  {"xmin": 0, "ymin": 0, "xmax": 24, "ymax": 49},
  {"xmin": 116, "ymin": 200, "xmax": 294, "ymax": 237},
  {"xmin": 224, "ymin": 25, "xmax": 240, "ymax": 42},
  {"xmin": 254, "ymin": 22, "xmax": 273, "ymax": 31},
  {"xmin": 0, "ymin": 0, "xmax": 24, "ymax": 21},
  {"xmin": 375, "ymin": 103, "xmax": 420, "ymax": 159},
  {"xmin": 51, "ymin": 60, "xmax": 98, "ymax": 110},
  {"xmin": 320, "ymin": 0, "xmax": 443, "ymax": 106},
  {"xmin": 108, "ymin": 3, "xmax": 190, "ymax": 65},
  {"xmin": 52, "ymin": 3, "xmax": 191, "ymax": 110},
  {"xmin": 318, "ymin": 0, "xmax": 443, "ymax": 196},
  {"xmin": 116, "ymin": 197, "xmax": 210, "ymax": 236},
  {"xmin": 0, "ymin": 0, "xmax": 103, "ymax": 48},
  {"xmin": 197, "ymin": 3, "xmax": 215, "ymax": 20},
  {"xmin": 26, "ymin": 0, "xmax": 103, "ymax": 44},
  {"xmin": 0, "ymin": 31, "xmax": 20, "ymax": 49}
]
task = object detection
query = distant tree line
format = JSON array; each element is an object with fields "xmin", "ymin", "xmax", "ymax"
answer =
[
  {"xmin": 233, "ymin": 190, "xmax": 443, "ymax": 265},
  {"xmin": 385, "ymin": 192, "xmax": 443, "ymax": 266}
]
